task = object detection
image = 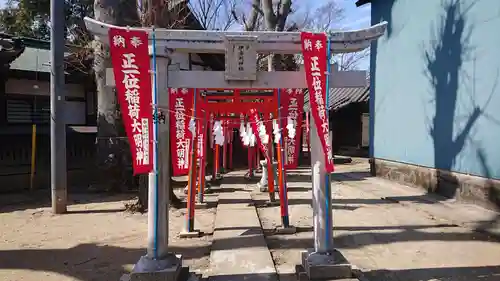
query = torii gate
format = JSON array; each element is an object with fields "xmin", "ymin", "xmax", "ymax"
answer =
[{"xmin": 84, "ymin": 17, "xmax": 386, "ymax": 281}]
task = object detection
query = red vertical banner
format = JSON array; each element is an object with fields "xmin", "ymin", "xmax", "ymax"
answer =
[
  {"xmin": 305, "ymin": 114, "xmax": 310, "ymax": 151},
  {"xmin": 169, "ymin": 88, "xmax": 194, "ymax": 176},
  {"xmin": 249, "ymin": 109, "xmax": 271, "ymax": 163},
  {"xmin": 108, "ymin": 28, "xmax": 153, "ymax": 175},
  {"xmin": 281, "ymin": 88, "xmax": 304, "ymax": 169},
  {"xmin": 300, "ymin": 32, "xmax": 334, "ymax": 172},
  {"xmin": 209, "ymin": 114, "xmax": 214, "ymax": 149},
  {"xmin": 196, "ymin": 114, "xmax": 205, "ymax": 162}
]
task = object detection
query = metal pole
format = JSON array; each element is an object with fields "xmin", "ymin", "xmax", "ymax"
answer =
[
  {"xmin": 310, "ymin": 116, "xmax": 333, "ymax": 253},
  {"xmin": 50, "ymin": 0, "xmax": 67, "ymax": 214},
  {"xmin": 185, "ymin": 90, "xmax": 198, "ymax": 233},
  {"xmin": 148, "ymin": 50, "xmax": 169, "ymax": 259},
  {"xmin": 310, "ymin": 36, "xmax": 334, "ymax": 254}
]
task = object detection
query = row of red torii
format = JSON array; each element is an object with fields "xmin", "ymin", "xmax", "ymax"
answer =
[{"xmin": 169, "ymin": 87, "xmax": 307, "ymax": 234}]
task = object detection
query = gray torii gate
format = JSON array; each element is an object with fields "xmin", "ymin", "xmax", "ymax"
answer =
[{"xmin": 84, "ymin": 17, "xmax": 386, "ymax": 281}]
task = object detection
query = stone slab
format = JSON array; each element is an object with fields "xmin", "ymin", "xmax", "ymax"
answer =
[
  {"xmin": 208, "ymin": 191, "xmax": 278, "ymax": 281},
  {"xmin": 301, "ymin": 250, "xmax": 352, "ymax": 280},
  {"xmin": 179, "ymin": 230, "xmax": 201, "ymax": 238},
  {"xmin": 275, "ymin": 225, "xmax": 297, "ymax": 235}
]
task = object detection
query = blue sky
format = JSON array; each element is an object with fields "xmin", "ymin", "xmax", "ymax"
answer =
[
  {"xmin": 0, "ymin": 0, "xmax": 371, "ymax": 69},
  {"xmin": 335, "ymin": 0, "xmax": 371, "ymax": 30},
  {"xmin": 311, "ymin": 0, "xmax": 372, "ymax": 69}
]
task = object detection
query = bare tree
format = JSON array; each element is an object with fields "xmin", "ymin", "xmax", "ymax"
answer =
[
  {"xmin": 93, "ymin": 0, "xmax": 140, "ymax": 194},
  {"xmin": 337, "ymin": 47, "xmax": 370, "ymax": 71},
  {"xmin": 298, "ymin": 0, "xmax": 370, "ymax": 71},
  {"xmin": 189, "ymin": 0, "xmax": 238, "ymax": 30},
  {"xmin": 132, "ymin": 0, "xmax": 241, "ymax": 211}
]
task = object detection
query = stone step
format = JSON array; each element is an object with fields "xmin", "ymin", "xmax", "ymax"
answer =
[{"xmin": 207, "ymin": 187, "xmax": 278, "ymax": 281}]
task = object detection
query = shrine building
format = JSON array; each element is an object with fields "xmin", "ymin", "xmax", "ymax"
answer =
[{"xmin": 357, "ymin": 0, "xmax": 500, "ymax": 209}]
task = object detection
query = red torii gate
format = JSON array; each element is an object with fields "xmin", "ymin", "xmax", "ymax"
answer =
[{"xmin": 184, "ymin": 88, "xmax": 290, "ymax": 236}]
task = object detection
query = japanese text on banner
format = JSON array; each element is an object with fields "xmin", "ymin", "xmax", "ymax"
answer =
[
  {"xmin": 300, "ymin": 32, "xmax": 334, "ymax": 172},
  {"xmin": 108, "ymin": 28, "xmax": 153, "ymax": 175},
  {"xmin": 169, "ymin": 88, "xmax": 194, "ymax": 176},
  {"xmin": 281, "ymin": 88, "xmax": 304, "ymax": 169}
]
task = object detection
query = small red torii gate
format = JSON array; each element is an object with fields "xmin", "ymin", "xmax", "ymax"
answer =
[{"xmin": 184, "ymin": 88, "xmax": 289, "ymax": 235}]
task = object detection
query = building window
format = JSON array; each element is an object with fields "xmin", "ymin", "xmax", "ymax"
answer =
[{"xmin": 6, "ymin": 95, "xmax": 50, "ymax": 124}]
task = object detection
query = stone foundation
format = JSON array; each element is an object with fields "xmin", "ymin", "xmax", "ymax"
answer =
[{"xmin": 370, "ymin": 158, "xmax": 500, "ymax": 211}]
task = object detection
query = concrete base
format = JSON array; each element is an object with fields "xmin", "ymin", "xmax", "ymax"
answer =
[
  {"xmin": 264, "ymin": 200, "xmax": 280, "ymax": 207},
  {"xmin": 275, "ymin": 225, "xmax": 297, "ymax": 235},
  {"xmin": 295, "ymin": 265, "xmax": 358, "ymax": 281},
  {"xmin": 179, "ymin": 230, "xmax": 201, "ymax": 238},
  {"xmin": 121, "ymin": 254, "xmax": 184, "ymax": 281},
  {"xmin": 300, "ymin": 249, "xmax": 352, "ymax": 280},
  {"xmin": 257, "ymin": 182, "xmax": 268, "ymax": 192},
  {"xmin": 195, "ymin": 202, "xmax": 208, "ymax": 209}
]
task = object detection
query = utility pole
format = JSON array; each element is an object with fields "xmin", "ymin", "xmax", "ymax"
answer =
[{"xmin": 50, "ymin": 0, "xmax": 67, "ymax": 214}]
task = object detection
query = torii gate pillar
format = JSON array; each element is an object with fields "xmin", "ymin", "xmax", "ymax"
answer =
[{"xmin": 85, "ymin": 17, "xmax": 386, "ymax": 281}]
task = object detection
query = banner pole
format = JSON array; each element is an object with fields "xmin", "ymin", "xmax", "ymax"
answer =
[
  {"xmin": 148, "ymin": 26, "xmax": 161, "ymax": 259},
  {"xmin": 324, "ymin": 34, "xmax": 333, "ymax": 250},
  {"xmin": 183, "ymin": 89, "xmax": 198, "ymax": 236}
]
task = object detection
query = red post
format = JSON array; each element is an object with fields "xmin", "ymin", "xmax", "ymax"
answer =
[
  {"xmin": 197, "ymin": 115, "xmax": 207, "ymax": 203},
  {"xmin": 247, "ymin": 145, "xmax": 254, "ymax": 177},
  {"xmin": 222, "ymin": 126, "xmax": 228, "ymax": 173},
  {"xmin": 228, "ymin": 137, "xmax": 233, "ymax": 170},
  {"xmin": 306, "ymin": 112, "xmax": 310, "ymax": 151},
  {"xmin": 255, "ymin": 146, "xmax": 260, "ymax": 169},
  {"xmin": 214, "ymin": 144, "xmax": 220, "ymax": 179}
]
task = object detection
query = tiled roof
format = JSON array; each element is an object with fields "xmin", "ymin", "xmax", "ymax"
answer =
[{"xmin": 304, "ymin": 86, "xmax": 370, "ymax": 112}]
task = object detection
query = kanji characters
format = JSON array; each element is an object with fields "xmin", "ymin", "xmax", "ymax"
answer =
[
  {"xmin": 303, "ymin": 39, "xmax": 312, "ymax": 51},
  {"xmin": 130, "ymin": 36, "xmax": 143, "ymax": 48},
  {"xmin": 113, "ymin": 35, "xmax": 126, "ymax": 48}
]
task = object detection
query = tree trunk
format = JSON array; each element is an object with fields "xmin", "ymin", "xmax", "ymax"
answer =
[
  {"xmin": 134, "ymin": 0, "xmax": 186, "ymax": 210},
  {"xmin": 93, "ymin": 0, "xmax": 140, "ymax": 193}
]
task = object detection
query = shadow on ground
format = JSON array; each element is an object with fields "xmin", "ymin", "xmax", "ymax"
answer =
[
  {"xmin": 0, "ymin": 243, "xmax": 210, "ymax": 281},
  {"xmin": 361, "ymin": 265, "xmax": 500, "ymax": 281}
]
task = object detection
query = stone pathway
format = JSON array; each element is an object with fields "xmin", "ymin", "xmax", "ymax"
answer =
[{"xmin": 252, "ymin": 162, "xmax": 500, "ymax": 281}]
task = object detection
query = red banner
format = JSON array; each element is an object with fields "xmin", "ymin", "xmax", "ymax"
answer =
[
  {"xmin": 301, "ymin": 32, "xmax": 334, "ymax": 172},
  {"xmin": 108, "ymin": 28, "xmax": 153, "ymax": 175},
  {"xmin": 196, "ymin": 115, "xmax": 206, "ymax": 161},
  {"xmin": 249, "ymin": 109, "xmax": 271, "ymax": 163},
  {"xmin": 169, "ymin": 88, "xmax": 194, "ymax": 176},
  {"xmin": 281, "ymin": 88, "xmax": 304, "ymax": 169}
]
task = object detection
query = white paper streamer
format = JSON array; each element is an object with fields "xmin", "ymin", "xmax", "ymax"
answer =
[
  {"xmin": 286, "ymin": 116, "xmax": 296, "ymax": 139},
  {"xmin": 213, "ymin": 121, "xmax": 224, "ymax": 145},
  {"xmin": 188, "ymin": 117, "xmax": 196, "ymax": 134},
  {"xmin": 272, "ymin": 119, "xmax": 281, "ymax": 144},
  {"xmin": 239, "ymin": 121, "xmax": 246, "ymax": 138}
]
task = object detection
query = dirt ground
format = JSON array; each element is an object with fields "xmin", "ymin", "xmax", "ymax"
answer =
[
  {"xmin": 2, "ymin": 161, "xmax": 500, "ymax": 281},
  {"xmin": 0, "ymin": 190, "xmax": 217, "ymax": 281},
  {"xmin": 254, "ymin": 161, "xmax": 500, "ymax": 281}
]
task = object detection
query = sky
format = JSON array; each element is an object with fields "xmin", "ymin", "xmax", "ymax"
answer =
[
  {"xmin": 311, "ymin": 0, "xmax": 372, "ymax": 70},
  {"xmin": 0, "ymin": 0, "xmax": 372, "ymax": 68}
]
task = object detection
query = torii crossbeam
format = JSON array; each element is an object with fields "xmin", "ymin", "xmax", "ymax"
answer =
[{"xmin": 84, "ymin": 16, "xmax": 387, "ymax": 281}]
